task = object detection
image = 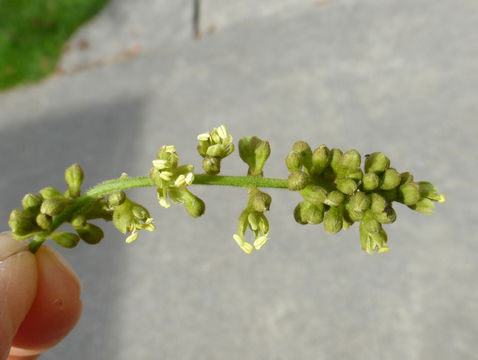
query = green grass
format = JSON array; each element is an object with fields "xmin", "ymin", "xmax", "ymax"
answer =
[{"xmin": 0, "ymin": 0, "xmax": 110, "ymax": 90}]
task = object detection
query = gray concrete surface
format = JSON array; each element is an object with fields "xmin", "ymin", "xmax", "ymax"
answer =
[{"xmin": 1, "ymin": 0, "xmax": 477, "ymax": 359}]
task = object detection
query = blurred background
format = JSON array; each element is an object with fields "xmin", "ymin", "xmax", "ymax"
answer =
[{"xmin": 1, "ymin": 0, "xmax": 477, "ymax": 359}]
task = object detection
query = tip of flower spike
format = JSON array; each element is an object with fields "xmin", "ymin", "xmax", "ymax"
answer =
[{"xmin": 165, "ymin": 145, "xmax": 176, "ymax": 153}]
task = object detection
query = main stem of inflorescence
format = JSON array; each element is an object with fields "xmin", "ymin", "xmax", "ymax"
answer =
[{"xmin": 29, "ymin": 174, "xmax": 288, "ymax": 252}]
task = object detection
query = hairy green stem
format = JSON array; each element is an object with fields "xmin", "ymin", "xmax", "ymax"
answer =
[{"xmin": 30, "ymin": 174, "xmax": 288, "ymax": 252}]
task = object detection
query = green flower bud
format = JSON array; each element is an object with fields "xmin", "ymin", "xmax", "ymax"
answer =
[
  {"xmin": 253, "ymin": 140, "xmax": 271, "ymax": 176},
  {"xmin": 345, "ymin": 207, "xmax": 364, "ymax": 222},
  {"xmin": 291, "ymin": 141, "xmax": 312, "ymax": 170},
  {"xmin": 206, "ymin": 144, "xmax": 226, "ymax": 158},
  {"xmin": 197, "ymin": 141, "xmax": 209, "ymax": 157},
  {"xmin": 370, "ymin": 193, "xmax": 387, "ymax": 214},
  {"xmin": 39, "ymin": 187, "xmax": 64, "ymax": 200},
  {"xmin": 9, "ymin": 209, "xmax": 39, "ymax": 236},
  {"xmin": 324, "ymin": 206, "xmax": 343, "ymax": 234},
  {"xmin": 400, "ymin": 171, "xmax": 414, "ymax": 185},
  {"xmin": 362, "ymin": 172, "xmax": 380, "ymax": 191},
  {"xmin": 77, "ymin": 223, "xmax": 104, "ymax": 244},
  {"xmin": 294, "ymin": 201, "xmax": 324, "ymax": 225},
  {"xmin": 183, "ymin": 190, "xmax": 206, "ymax": 218},
  {"xmin": 300, "ymin": 184, "xmax": 327, "ymax": 205},
  {"xmin": 360, "ymin": 211, "xmax": 381, "ymax": 234},
  {"xmin": 374, "ymin": 206, "xmax": 396, "ymax": 224},
  {"xmin": 132, "ymin": 205, "xmax": 150, "ymax": 220},
  {"xmin": 108, "ymin": 190, "xmax": 126, "ymax": 207},
  {"xmin": 22, "ymin": 193, "xmax": 42, "ymax": 209},
  {"xmin": 64, "ymin": 163, "xmax": 84, "ymax": 198},
  {"xmin": 202, "ymin": 157, "xmax": 221, "ymax": 175},
  {"xmin": 247, "ymin": 211, "xmax": 261, "ymax": 231},
  {"xmin": 251, "ymin": 190, "xmax": 272, "ymax": 212},
  {"xmin": 36, "ymin": 213, "xmax": 53, "ymax": 230},
  {"xmin": 330, "ymin": 149, "xmax": 344, "ymax": 175},
  {"xmin": 113, "ymin": 199, "xmax": 135, "ymax": 234},
  {"xmin": 286, "ymin": 151, "xmax": 303, "ymax": 172},
  {"xmin": 311, "ymin": 145, "xmax": 331, "ymax": 174},
  {"xmin": 239, "ymin": 136, "xmax": 262, "ymax": 171},
  {"xmin": 410, "ymin": 198, "xmax": 436, "ymax": 214},
  {"xmin": 342, "ymin": 216, "xmax": 354, "ymax": 230},
  {"xmin": 287, "ymin": 170, "xmax": 309, "ymax": 191},
  {"xmin": 399, "ymin": 182, "xmax": 420, "ymax": 205},
  {"xmin": 40, "ymin": 197, "xmax": 71, "ymax": 216},
  {"xmin": 364, "ymin": 152, "xmax": 390, "ymax": 173},
  {"xmin": 336, "ymin": 178, "xmax": 358, "ymax": 195},
  {"xmin": 71, "ymin": 214, "xmax": 87, "ymax": 229},
  {"xmin": 347, "ymin": 192, "xmax": 370, "ymax": 213},
  {"xmin": 324, "ymin": 190, "xmax": 345, "ymax": 207},
  {"xmin": 51, "ymin": 232, "xmax": 80, "ymax": 249},
  {"xmin": 379, "ymin": 168, "xmax": 401, "ymax": 190},
  {"xmin": 348, "ymin": 169, "xmax": 363, "ymax": 181},
  {"xmin": 340, "ymin": 150, "xmax": 361, "ymax": 171},
  {"xmin": 360, "ymin": 217, "xmax": 388, "ymax": 254}
]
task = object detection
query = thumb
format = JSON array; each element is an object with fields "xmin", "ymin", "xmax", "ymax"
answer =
[{"xmin": 0, "ymin": 235, "xmax": 38, "ymax": 360}]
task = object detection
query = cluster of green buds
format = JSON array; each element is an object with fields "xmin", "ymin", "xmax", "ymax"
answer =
[
  {"xmin": 150, "ymin": 145, "xmax": 205, "ymax": 218},
  {"xmin": 197, "ymin": 125, "xmax": 234, "ymax": 175},
  {"xmin": 286, "ymin": 143, "xmax": 445, "ymax": 254},
  {"xmin": 8, "ymin": 164, "xmax": 111, "ymax": 250},
  {"xmin": 233, "ymin": 136, "xmax": 272, "ymax": 253}
]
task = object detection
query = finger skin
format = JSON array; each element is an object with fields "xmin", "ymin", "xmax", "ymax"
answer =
[
  {"xmin": 9, "ymin": 246, "xmax": 82, "ymax": 358},
  {"xmin": 0, "ymin": 251, "xmax": 38, "ymax": 360}
]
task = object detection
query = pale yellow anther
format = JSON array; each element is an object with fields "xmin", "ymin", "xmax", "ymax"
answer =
[
  {"xmin": 253, "ymin": 235, "xmax": 269, "ymax": 250},
  {"xmin": 125, "ymin": 231, "xmax": 139, "ymax": 244},
  {"xmin": 197, "ymin": 133, "xmax": 211, "ymax": 141},
  {"xmin": 152, "ymin": 159, "xmax": 170, "ymax": 169},
  {"xmin": 157, "ymin": 191, "xmax": 172, "ymax": 208},
  {"xmin": 185, "ymin": 173, "xmax": 194, "ymax": 185},
  {"xmin": 240, "ymin": 241, "xmax": 254, "ymax": 254},
  {"xmin": 174, "ymin": 174, "xmax": 186, "ymax": 187},
  {"xmin": 217, "ymin": 125, "xmax": 228, "ymax": 139},
  {"xmin": 159, "ymin": 197, "xmax": 172, "ymax": 208},
  {"xmin": 211, "ymin": 132, "xmax": 221, "ymax": 144},
  {"xmin": 233, "ymin": 234, "xmax": 244, "ymax": 246},
  {"xmin": 144, "ymin": 222, "xmax": 156, "ymax": 232},
  {"xmin": 159, "ymin": 171, "xmax": 173, "ymax": 181}
]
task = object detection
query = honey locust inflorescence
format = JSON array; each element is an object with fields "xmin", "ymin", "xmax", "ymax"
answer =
[{"xmin": 7, "ymin": 125, "xmax": 445, "ymax": 255}]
